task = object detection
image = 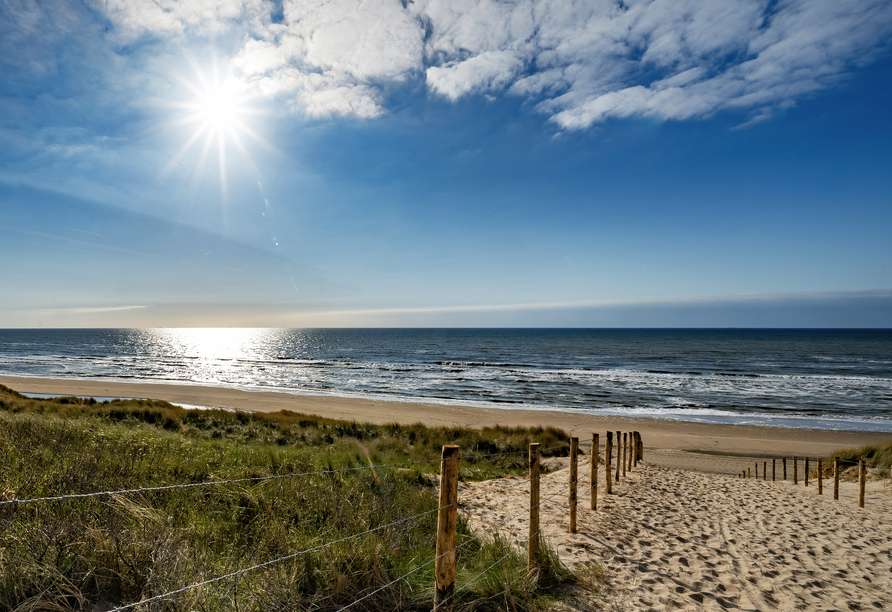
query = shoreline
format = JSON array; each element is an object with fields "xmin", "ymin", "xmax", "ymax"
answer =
[{"xmin": 2, "ymin": 375, "xmax": 890, "ymax": 456}]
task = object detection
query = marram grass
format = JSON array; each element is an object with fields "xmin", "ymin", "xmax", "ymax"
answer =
[{"xmin": 0, "ymin": 385, "xmax": 577, "ymax": 612}]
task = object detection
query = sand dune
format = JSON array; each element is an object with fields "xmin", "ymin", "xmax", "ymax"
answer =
[
  {"xmin": 3, "ymin": 376, "xmax": 890, "ymax": 609},
  {"xmin": 459, "ymin": 452, "xmax": 892, "ymax": 611},
  {"xmin": 2, "ymin": 376, "xmax": 889, "ymax": 456}
]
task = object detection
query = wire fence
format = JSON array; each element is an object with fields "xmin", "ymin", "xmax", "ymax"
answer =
[
  {"xmin": 0, "ymin": 457, "xmax": 442, "ymax": 506},
  {"xmin": 1, "ymin": 439, "xmax": 589, "ymax": 612},
  {"xmin": 1, "ymin": 445, "xmax": 553, "ymax": 506}
]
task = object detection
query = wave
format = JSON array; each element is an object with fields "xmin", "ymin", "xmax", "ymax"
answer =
[{"xmin": 2, "ymin": 328, "xmax": 891, "ymax": 431}]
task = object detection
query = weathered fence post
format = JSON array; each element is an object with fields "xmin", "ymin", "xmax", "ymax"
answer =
[
  {"xmin": 638, "ymin": 432, "xmax": 644, "ymax": 462},
  {"xmin": 591, "ymin": 433, "xmax": 598, "ymax": 511},
  {"xmin": 605, "ymin": 432, "xmax": 613, "ymax": 495},
  {"xmin": 833, "ymin": 457, "xmax": 839, "ymax": 500},
  {"xmin": 794, "ymin": 457, "xmax": 798, "ymax": 485},
  {"xmin": 629, "ymin": 432, "xmax": 638, "ymax": 472},
  {"xmin": 755, "ymin": 463, "xmax": 759, "ymax": 479},
  {"xmin": 632, "ymin": 431, "xmax": 638, "ymax": 467},
  {"xmin": 859, "ymin": 460, "xmax": 866, "ymax": 508},
  {"xmin": 772, "ymin": 459, "xmax": 776, "ymax": 481},
  {"xmin": 748, "ymin": 467, "xmax": 751, "ymax": 478},
  {"xmin": 528, "ymin": 443, "xmax": 540, "ymax": 576},
  {"xmin": 615, "ymin": 431, "xmax": 622, "ymax": 483},
  {"xmin": 818, "ymin": 458, "xmax": 823, "ymax": 495},
  {"xmin": 622, "ymin": 433, "xmax": 627, "ymax": 478},
  {"xmin": 628, "ymin": 433, "xmax": 635, "ymax": 472},
  {"xmin": 805, "ymin": 457, "xmax": 809, "ymax": 487},
  {"xmin": 434, "ymin": 445, "xmax": 460, "ymax": 612},
  {"xmin": 569, "ymin": 436, "xmax": 578, "ymax": 534},
  {"xmin": 763, "ymin": 461, "xmax": 767, "ymax": 481},
  {"xmin": 783, "ymin": 457, "xmax": 787, "ymax": 480}
]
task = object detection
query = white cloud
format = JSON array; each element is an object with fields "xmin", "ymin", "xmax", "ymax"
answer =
[
  {"xmin": 426, "ymin": 51, "xmax": 525, "ymax": 99},
  {"xmin": 90, "ymin": 0, "xmax": 267, "ymax": 36},
  {"xmin": 91, "ymin": 0, "xmax": 892, "ymax": 126}
]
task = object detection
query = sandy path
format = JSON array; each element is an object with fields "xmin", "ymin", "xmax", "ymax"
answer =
[{"xmin": 459, "ymin": 452, "xmax": 892, "ymax": 611}]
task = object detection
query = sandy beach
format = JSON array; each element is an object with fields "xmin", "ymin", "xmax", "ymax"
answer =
[
  {"xmin": 2, "ymin": 375, "xmax": 890, "ymax": 456},
  {"xmin": 462, "ymin": 454, "xmax": 892, "ymax": 611},
  {"xmin": 3, "ymin": 375, "xmax": 891, "ymax": 610}
]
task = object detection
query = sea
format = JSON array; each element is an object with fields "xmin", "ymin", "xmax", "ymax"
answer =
[{"xmin": 0, "ymin": 328, "xmax": 890, "ymax": 432}]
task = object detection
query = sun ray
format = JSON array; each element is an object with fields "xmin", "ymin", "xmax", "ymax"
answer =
[
  {"xmin": 161, "ymin": 123, "xmax": 209, "ymax": 177},
  {"xmin": 161, "ymin": 53, "xmax": 277, "ymax": 221},
  {"xmin": 225, "ymin": 125, "xmax": 264, "ymax": 180},
  {"xmin": 190, "ymin": 129, "xmax": 216, "ymax": 193}
]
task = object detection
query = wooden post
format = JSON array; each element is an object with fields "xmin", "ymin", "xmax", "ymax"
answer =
[
  {"xmin": 615, "ymin": 431, "xmax": 621, "ymax": 483},
  {"xmin": 605, "ymin": 432, "xmax": 613, "ymax": 495},
  {"xmin": 632, "ymin": 431, "xmax": 638, "ymax": 467},
  {"xmin": 772, "ymin": 459, "xmax": 776, "ymax": 481},
  {"xmin": 818, "ymin": 458, "xmax": 823, "ymax": 495},
  {"xmin": 858, "ymin": 460, "xmax": 865, "ymax": 508},
  {"xmin": 794, "ymin": 457, "xmax": 798, "ymax": 485},
  {"xmin": 748, "ymin": 467, "xmax": 751, "ymax": 478},
  {"xmin": 783, "ymin": 457, "xmax": 787, "ymax": 480},
  {"xmin": 638, "ymin": 432, "xmax": 644, "ymax": 462},
  {"xmin": 569, "ymin": 437, "xmax": 578, "ymax": 533},
  {"xmin": 805, "ymin": 457, "xmax": 809, "ymax": 487},
  {"xmin": 629, "ymin": 432, "xmax": 638, "ymax": 472},
  {"xmin": 434, "ymin": 445, "xmax": 459, "ymax": 612},
  {"xmin": 630, "ymin": 433, "xmax": 635, "ymax": 471},
  {"xmin": 763, "ymin": 461, "xmax": 767, "ymax": 481},
  {"xmin": 833, "ymin": 457, "xmax": 839, "ymax": 500},
  {"xmin": 591, "ymin": 434, "xmax": 598, "ymax": 511},
  {"xmin": 622, "ymin": 433, "xmax": 627, "ymax": 478},
  {"xmin": 528, "ymin": 443, "xmax": 540, "ymax": 575}
]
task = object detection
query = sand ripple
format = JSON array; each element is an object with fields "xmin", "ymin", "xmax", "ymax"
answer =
[{"xmin": 459, "ymin": 453, "xmax": 892, "ymax": 611}]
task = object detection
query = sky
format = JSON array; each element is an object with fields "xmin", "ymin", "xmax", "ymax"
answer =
[{"xmin": 1, "ymin": 0, "xmax": 891, "ymax": 328}]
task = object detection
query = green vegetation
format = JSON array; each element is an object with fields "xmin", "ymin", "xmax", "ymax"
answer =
[
  {"xmin": 0, "ymin": 385, "xmax": 576, "ymax": 612},
  {"xmin": 809, "ymin": 442, "xmax": 892, "ymax": 480},
  {"xmin": 825, "ymin": 441, "xmax": 892, "ymax": 476}
]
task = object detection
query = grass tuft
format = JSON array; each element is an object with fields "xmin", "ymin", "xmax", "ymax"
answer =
[
  {"xmin": 826, "ymin": 442, "xmax": 892, "ymax": 470},
  {"xmin": 0, "ymin": 385, "xmax": 576, "ymax": 612}
]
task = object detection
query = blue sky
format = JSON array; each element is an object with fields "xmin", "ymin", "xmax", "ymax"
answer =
[{"xmin": 1, "ymin": 0, "xmax": 891, "ymax": 327}]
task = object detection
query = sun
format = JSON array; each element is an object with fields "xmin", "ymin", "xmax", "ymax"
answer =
[
  {"xmin": 197, "ymin": 87, "xmax": 239, "ymax": 133},
  {"xmin": 161, "ymin": 59, "xmax": 272, "ymax": 208}
]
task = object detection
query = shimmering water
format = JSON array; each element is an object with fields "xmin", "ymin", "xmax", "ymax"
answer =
[{"xmin": 1, "ymin": 328, "xmax": 890, "ymax": 431}]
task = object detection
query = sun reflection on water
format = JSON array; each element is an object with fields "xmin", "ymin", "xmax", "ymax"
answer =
[{"xmin": 142, "ymin": 328, "xmax": 287, "ymax": 385}]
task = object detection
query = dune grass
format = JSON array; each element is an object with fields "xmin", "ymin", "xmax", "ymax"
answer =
[
  {"xmin": 0, "ymin": 385, "xmax": 576, "ymax": 612},
  {"xmin": 819, "ymin": 441, "xmax": 892, "ymax": 480},
  {"xmin": 826, "ymin": 441, "xmax": 892, "ymax": 470}
]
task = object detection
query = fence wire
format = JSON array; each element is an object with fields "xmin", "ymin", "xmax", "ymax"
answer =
[
  {"xmin": 4, "ymin": 444, "xmax": 584, "ymax": 507},
  {"xmin": 4, "ymin": 435, "xmax": 601, "ymax": 612},
  {"xmin": 104, "ymin": 502, "xmax": 449, "ymax": 612},
  {"xmin": 0, "ymin": 457, "xmax": 444, "ymax": 506}
]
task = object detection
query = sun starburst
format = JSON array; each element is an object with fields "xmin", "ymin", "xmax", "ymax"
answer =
[{"xmin": 160, "ymin": 57, "xmax": 273, "ymax": 211}]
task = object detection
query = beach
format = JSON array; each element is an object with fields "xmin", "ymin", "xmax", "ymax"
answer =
[
  {"xmin": 462, "ymin": 456, "xmax": 892, "ymax": 611},
  {"xmin": 2, "ymin": 375, "xmax": 889, "ymax": 456},
  {"xmin": 3, "ymin": 374, "xmax": 891, "ymax": 610}
]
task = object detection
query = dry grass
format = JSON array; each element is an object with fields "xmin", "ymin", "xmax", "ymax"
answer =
[{"xmin": 0, "ymin": 384, "xmax": 577, "ymax": 612}]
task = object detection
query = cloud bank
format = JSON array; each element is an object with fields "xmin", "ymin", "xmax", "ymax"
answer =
[
  {"xmin": 6, "ymin": 289, "xmax": 890, "ymax": 328},
  {"xmin": 83, "ymin": 0, "xmax": 892, "ymax": 128}
]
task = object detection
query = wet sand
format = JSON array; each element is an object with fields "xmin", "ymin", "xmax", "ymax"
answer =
[
  {"xmin": 4, "ymin": 375, "xmax": 891, "ymax": 610},
  {"xmin": 1, "ymin": 375, "xmax": 889, "ymax": 456}
]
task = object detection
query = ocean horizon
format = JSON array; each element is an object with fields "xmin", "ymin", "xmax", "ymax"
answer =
[{"xmin": 1, "ymin": 328, "xmax": 890, "ymax": 432}]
